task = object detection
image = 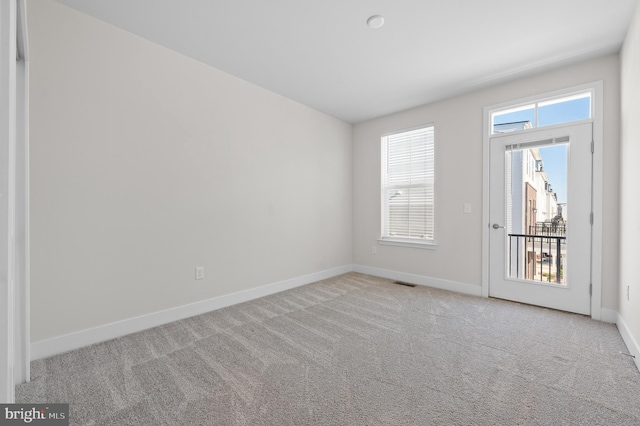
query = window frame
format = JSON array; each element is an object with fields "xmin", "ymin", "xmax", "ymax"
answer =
[
  {"xmin": 491, "ymin": 89, "xmax": 593, "ymax": 134},
  {"xmin": 379, "ymin": 123, "xmax": 437, "ymax": 250}
]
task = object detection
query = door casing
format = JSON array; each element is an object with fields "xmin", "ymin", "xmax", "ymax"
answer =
[
  {"xmin": 482, "ymin": 82, "xmax": 604, "ymax": 320},
  {"xmin": 1, "ymin": 0, "xmax": 29, "ymax": 404}
]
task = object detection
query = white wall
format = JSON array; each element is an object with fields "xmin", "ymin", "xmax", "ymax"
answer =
[
  {"xmin": 353, "ymin": 55, "xmax": 621, "ymax": 310},
  {"xmin": 619, "ymin": 3, "xmax": 640, "ymax": 363},
  {"xmin": 28, "ymin": 0, "xmax": 352, "ymax": 343}
]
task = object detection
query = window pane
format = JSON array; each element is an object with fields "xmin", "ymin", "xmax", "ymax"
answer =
[
  {"xmin": 538, "ymin": 93, "xmax": 591, "ymax": 127},
  {"xmin": 492, "ymin": 104, "xmax": 535, "ymax": 134},
  {"xmin": 381, "ymin": 126, "xmax": 434, "ymax": 241},
  {"xmin": 505, "ymin": 144, "xmax": 568, "ymax": 285}
]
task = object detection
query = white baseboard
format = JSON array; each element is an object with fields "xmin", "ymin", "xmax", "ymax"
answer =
[
  {"xmin": 353, "ymin": 264, "xmax": 482, "ymax": 297},
  {"xmin": 599, "ymin": 308, "xmax": 618, "ymax": 324},
  {"xmin": 616, "ymin": 313, "xmax": 640, "ymax": 372},
  {"xmin": 31, "ymin": 263, "xmax": 631, "ymax": 367},
  {"xmin": 31, "ymin": 265, "xmax": 354, "ymax": 361}
]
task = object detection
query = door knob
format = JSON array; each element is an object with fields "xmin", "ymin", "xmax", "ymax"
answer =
[{"xmin": 492, "ymin": 223, "xmax": 505, "ymax": 229}]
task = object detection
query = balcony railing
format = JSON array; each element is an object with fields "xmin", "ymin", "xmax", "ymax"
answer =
[
  {"xmin": 508, "ymin": 233, "xmax": 565, "ymax": 284},
  {"xmin": 529, "ymin": 222, "xmax": 566, "ymax": 236}
]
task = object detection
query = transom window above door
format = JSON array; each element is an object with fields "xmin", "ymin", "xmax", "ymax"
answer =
[{"xmin": 492, "ymin": 91, "xmax": 592, "ymax": 134}]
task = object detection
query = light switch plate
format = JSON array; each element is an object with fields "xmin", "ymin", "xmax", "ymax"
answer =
[{"xmin": 195, "ymin": 266, "xmax": 205, "ymax": 280}]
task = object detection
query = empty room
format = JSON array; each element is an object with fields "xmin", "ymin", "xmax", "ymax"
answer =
[{"xmin": 2, "ymin": 0, "xmax": 640, "ymax": 424}]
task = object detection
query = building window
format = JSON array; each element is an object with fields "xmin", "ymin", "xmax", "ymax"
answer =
[{"xmin": 380, "ymin": 125, "xmax": 435, "ymax": 248}]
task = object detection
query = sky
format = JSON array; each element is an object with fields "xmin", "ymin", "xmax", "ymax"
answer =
[
  {"xmin": 538, "ymin": 145, "xmax": 567, "ymax": 204},
  {"xmin": 494, "ymin": 96, "xmax": 591, "ymax": 204}
]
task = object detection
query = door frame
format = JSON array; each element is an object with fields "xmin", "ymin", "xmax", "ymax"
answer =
[
  {"xmin": 1, "ymin": 0, "xmax": 29, "ymax": 404},
  {"xmin": 481, "ymin": 81, "xmax": 604, "ymax": 320},
  {"xmin": 1, "ymin": 0, "xmax": 18, "ymax": 403},
  {"xmin": 15, "ymin": 0, "xmax": 30, "ymax": 387}
]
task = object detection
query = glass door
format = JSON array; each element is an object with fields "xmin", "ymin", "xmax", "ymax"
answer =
[{"xmin": 489, "ymin": 123, "xmax": 592, "ymax": 315}]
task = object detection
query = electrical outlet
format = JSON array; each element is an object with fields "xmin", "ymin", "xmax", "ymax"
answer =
[
  {"xmin": 372, "ymin": 246, "xmax": 377, "ymax": 254},
  {"xmin": 195, "ymin": 266, "xmax": 205, "ymax": 280},
  {"xmin": 463, "ymin": 203, "xmax": 472, "ymax": 214}
]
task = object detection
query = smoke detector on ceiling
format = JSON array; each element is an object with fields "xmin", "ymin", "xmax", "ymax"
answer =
[{"xmin": 367, "ymin": 15, "xmax": 385, "ymax": 29}]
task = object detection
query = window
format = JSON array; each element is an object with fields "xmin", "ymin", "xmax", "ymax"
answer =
[
  {"xmin": 380, "ymin": 125, "xmax": 435, "ymax": 248},
  {"xmin": 492, "ymin": 91, "xmax": 591, "ymax": 134}
]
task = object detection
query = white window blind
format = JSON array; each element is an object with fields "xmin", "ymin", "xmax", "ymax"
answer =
[{"xmin": 381, "ymin": 125, "xmax": 435, "ymax": 243}]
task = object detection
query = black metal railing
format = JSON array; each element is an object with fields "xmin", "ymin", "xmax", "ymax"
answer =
[
  {"xmin": 529, "ymin": 223, "xmax": 566, "ymax": 236},
  {"xmin": 508, "ymin": 234, "xmax": 565, "ymax": 284}
]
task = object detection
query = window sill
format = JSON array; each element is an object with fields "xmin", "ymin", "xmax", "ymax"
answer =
[{"xmin": 378, "ymin": 238, "xmax": 438, "ymax": 250}]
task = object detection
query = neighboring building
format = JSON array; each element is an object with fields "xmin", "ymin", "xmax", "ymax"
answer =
[
  {"xmin": 493, "ymin": 120, "xmax": 533, "ymax": 133},
  {"xmin": 558, "ymin": 203, "xmax": 567, "ymax": 221}
]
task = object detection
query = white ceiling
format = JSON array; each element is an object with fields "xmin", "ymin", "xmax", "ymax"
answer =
[{"xmin": 53, "ymin": 0, "xmax": 638, "ymax": 123}]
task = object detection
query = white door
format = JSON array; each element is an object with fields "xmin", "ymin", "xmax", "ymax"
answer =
[{"xmin": 489, "ymin": 122, "xmax": 592, "ymax": 315}]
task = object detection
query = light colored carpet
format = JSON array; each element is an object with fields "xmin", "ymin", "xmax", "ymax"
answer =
[{"xmin": 16, "ymin": 272, "xmax": 640, "ymax": 425}]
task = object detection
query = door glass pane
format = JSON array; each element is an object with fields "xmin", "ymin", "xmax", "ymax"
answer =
[{"xmin": 505, "ymin": 144, "xmax": 568, "ymax": 285}]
